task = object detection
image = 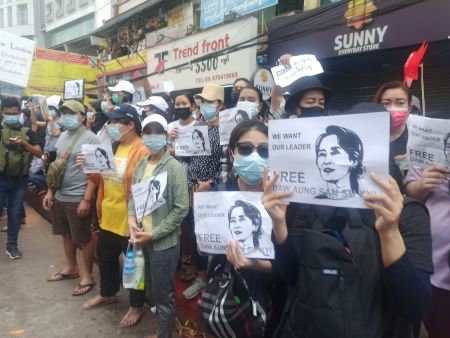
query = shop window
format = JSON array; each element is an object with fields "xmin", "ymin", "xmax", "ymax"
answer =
[
  {"xmin": 66, "ymin": 0, "xmax": 75, "ymax": 12},
  {"xmin": 45, "ymin": 3, "xmax": 53, "ymax": 22},
  {"xmin": 0, "ymin": 9, "xmax": 3, "ymax": 29},
  {"xmin": 276, "ymin": 0, "xmax": 305, "ymax": 16},
  {"xmin": 17, "ymin": 4, "xmax": 28, "ymax": 25}
]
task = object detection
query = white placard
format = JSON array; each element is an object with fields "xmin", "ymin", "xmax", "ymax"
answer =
[
  {"xmin": 163, "ymin": 80, "xmax": 174, "ymax": 92},
  {"xmin": 269, "ymin": 112, "xmax": 390, "ymax": 208},
  {"xmin": 407, "ymin": 115, "xmax": 450, "ymax": 168},
  {"xmin": 271, "ymin": 55, "xmax": 324, "ymax": 88},
  {"xmin": 175, "ymin": 125, "xmax": 211, "ymax": 156},
  {"xmin": 64, "ymin": 79, "xmax": 84, "ymax": 100},
  {"xmin": 219, "ymin": 107, "xmax": 252, "ymax": 145},
  {"xmin": 0, "ymin": 31, "xmax": 35, "ymax": 87},
  {"xmin": 131, "ymin": 172, "xmax": 168, "ymax": 219},
  {"xmin": 147, "ymin": 17, "xmax": 258, "ymax": 93},
  {"xmin": 194, "ymin": 191, "xmax": 274, "ymax": 259},
  {"xmin": 82, "ymin": 144, "xmax": 117, "ymax": 174},
  {"xmin": 132, "ymin": 87, "xmax": 146, "ymax": 106}
]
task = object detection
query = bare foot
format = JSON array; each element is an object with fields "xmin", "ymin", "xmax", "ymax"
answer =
[
  {"xmin": 120, "ymin": 307, "xmax": 143, "ymax": 327},
  {"xmin": 83, "ymin": 294, "xmax": 117, "ymax": 309}
]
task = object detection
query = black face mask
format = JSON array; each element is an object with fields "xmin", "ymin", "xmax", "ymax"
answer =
[
  {"xmin": 175, "ymin": 107, "xmax": 192, "ymax": 120},
  {"xmin": 297, "ymin": 105, "xmax": 327, "ymax": 118},
  {"xmin": 231, "ymin": 89, "xmax": 241, "ymax": 106}
]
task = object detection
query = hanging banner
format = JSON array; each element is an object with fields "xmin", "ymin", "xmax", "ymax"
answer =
[
  {"xmin": 175, "ymin": 125, "xmax": 211, "ymax": 156},
  {"xmin": 269, "ymin": 112, "xmax": 390, "ymax": 208},
  {"xmin": 147, "ymin": 17, "xmax": 258, "ymax": 93},
  {"xmin": 407, "ymin": 115, "xmax": 450, "ymax": 168},
  {"xmin": 219, "ymin": 106, "xmax": 252, "ymax": 145},
  {"xmin": 200, "ymin": 0, "xmax": 278, "ymax": 29},
  {"xmin": 194, "ymin": 191, "xmax": 274, "ymax": 259},
  {"xmin": 271, "ymin": 55, "xmax": 324, "ymax": 87},
  {"xmin": 0, "ymin": 31, "xmax": 36, "ymax": 88}
]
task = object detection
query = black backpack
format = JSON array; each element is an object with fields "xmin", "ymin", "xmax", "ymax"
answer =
[{"xmin": 275, "ymin": 205, "xmax": 383, "ymax": 338}]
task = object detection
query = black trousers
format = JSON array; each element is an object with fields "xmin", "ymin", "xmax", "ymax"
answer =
[{"xmin": 96, "ymin": 229, "xmax": 145, "ymax": 307}]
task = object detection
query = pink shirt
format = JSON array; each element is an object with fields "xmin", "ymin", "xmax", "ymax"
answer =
[{"xmin": 406, "ymin": 165, "xmax": 450, "ymax": 290}]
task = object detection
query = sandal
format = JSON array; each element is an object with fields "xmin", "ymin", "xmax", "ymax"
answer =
[
  {"xmin": 47, "ymin": 271, "xmax": 80, "ymax": 281},
  {"xmin": 183, "ymin": 256, "xmax": 192, "ymax": 265},
  {"xmin": 181, "ymin": 272, "xmax": 198, "ymax": 283},
  {"xmin": 83, "ymin": 295, "xmax": 117, "ymax": 310},
  {"xmin": 72, "ymin": 281, "xmax": 96, "ymax": 296}
]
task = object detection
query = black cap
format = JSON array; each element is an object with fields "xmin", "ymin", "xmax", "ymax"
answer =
[
  {"xmin": 285, "ymin": 76, "xmax": 333, "ymax": 111},
  {"xmin": 104, "ymin": 104, "xmax": 141, "ymax": 125}
]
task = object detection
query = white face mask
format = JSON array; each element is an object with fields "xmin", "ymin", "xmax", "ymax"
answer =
[{"xmin": 236, "ymin": 101, "xmax": 259, "ymax": 119}]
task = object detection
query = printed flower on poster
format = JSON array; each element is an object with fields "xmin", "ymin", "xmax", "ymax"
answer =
[
  {"xmin": 344, "ymin": 0, "xmax": 377, "ymax": 30},
  {"xmin": 260, "ymin": 70, "xmax": 269, "ymax": 83}
]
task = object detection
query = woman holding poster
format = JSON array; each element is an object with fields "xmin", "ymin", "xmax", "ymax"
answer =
[
  {"xmin": 75, "ymin": 105, "xmax": 150, "ymax": 328},
  {"xmin": 200, "ymin": 120, "xmax": 285, "ymax": 337},
  {"xmin": 262, "ymin": 162, "xmax": 433, "ymax": 337},
  {"xmin": 128, "ymin": 114, "xmax": 189, "ymax": 338}
]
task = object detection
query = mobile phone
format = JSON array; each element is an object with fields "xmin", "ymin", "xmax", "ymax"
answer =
[{"xmin": 9, "ymin": 137, "xmax": 18, "ymax": 141}]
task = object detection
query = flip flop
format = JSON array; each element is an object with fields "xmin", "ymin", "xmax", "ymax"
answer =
[
  {"xmin": 180, "ymin": 272, "xmax": 197, "ymax": 283},
  {"xmin": 182, "ymin": 256, "xmax": 192, "ymax": 265},
  {"xmin": 83, "ymin": 296, "xmax": 117, "ymax": 310},
  {"xmin": 47, "ymin": 272, "xmax": 80, "ymax": 282},
  {"xmin": 72, "ymin": 281, "xmax": 96, "ymax": 296}
]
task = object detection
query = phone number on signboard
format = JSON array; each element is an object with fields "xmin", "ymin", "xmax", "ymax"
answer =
[{"xmin": 196, "ymin": 72, "xmax": 239, "ymax": 83}]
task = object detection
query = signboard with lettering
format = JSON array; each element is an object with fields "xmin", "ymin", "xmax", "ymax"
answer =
[
  {"xmin": 269, "ymin": 112, "xmax": 390, "ymax": 208},
  {"xmin": 407, "ymin": 115, "xmax": 450, "ymax": 168},
  {"xmin": 147, "ymin": 17, "xmax": 258, "ymax": 93},
  {"xmin": 200, "ymin": 0, "xmax": 278, "ymax": 29},
  {"xmin": 251, "ymin": 68, "xmax": 274, "ymax": 101},
  {"xmin": 0, "ymin": 31, "xmax": 36, "ymax": 88}
]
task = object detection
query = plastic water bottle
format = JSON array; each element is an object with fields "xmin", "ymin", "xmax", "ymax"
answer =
[
  {"xmin": 123, "ymin": 251, "xmax": 135, "ymax": 288},
  {"xmin": 134, "ymin": 249, "xmax": 145, "ymax": 290}
]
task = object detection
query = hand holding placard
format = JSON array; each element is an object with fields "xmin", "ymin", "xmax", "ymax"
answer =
[{"xmin": 271, "ymin": 55, "xmax": 324, "ymax": 87}]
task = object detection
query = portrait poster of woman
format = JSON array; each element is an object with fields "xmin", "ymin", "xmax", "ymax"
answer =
[
  {"xmin": 81, "ymin": 144, "xmax": 117, "ymax": 174},
  {"xmin": 64, "ymin": 79, "xmax": 85, "ymax": 100}
]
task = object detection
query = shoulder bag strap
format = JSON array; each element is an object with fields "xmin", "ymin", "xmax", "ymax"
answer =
[{"xmin": 63, "ymin": 129, "xmax": 86, "ymax": 157}]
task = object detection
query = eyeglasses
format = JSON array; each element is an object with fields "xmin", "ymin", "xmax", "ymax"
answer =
[{"xmin": 235, "ymin": 142, "xmax": 269, "ymax": 158}]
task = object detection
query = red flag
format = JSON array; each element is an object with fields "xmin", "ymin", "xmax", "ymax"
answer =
[{"xmin": 404, "ymin": 41, "xmax": 428, "ymax": 87}]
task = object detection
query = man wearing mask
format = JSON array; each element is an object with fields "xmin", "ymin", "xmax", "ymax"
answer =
[
  {"xmin": 0, "ymin": 98, "xmax": 43, "ymax": 259},
  {"xmin": 108, "ymin": 80, "xmax": 135, "ymax": 105},
  {"xmin": 43, "ymin": 100, "xmax": 100, "ymax": 296},
  {"xmin": 230, "ymin": 78, "xmax": 250, "ymax": 107}
]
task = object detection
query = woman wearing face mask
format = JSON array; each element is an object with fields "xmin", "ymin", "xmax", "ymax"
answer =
[
  {"xmin": 167, "ymin": 92, "xmax": 197, "ymax": 157},
  {"xmin": 128, "ymin": 114, "xmax": 189, "ymax": 338},
  {"xmin": 86, "ymin": 100, "xmax": 108, "ymax": 135},
  {"xmin": 373, "ymin": 81, "xmax": 413, "ymax": 176},
  {"xmin": 75, "ymin": 104, "xmax": 150, "ymax": 327},
  {"xmin": 43, "ymin": 96, "xmax": 63, "ymax": 166},
  {"xmin": 237, "ymin": 85, "xmax": 265, "ymax": 121},
  {"xmin": 200, "ymin": 120, "xmax": 286, "ymax": 337},
  {"xmin": 182, "ymin": 84, "xmax": 223, "ymax": 300},
  {"xmin": 230, "ymin": 77, "xmax": 250, "ymax": 107}
]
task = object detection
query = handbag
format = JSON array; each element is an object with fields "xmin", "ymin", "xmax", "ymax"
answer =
[
  {"xmin": 46, "ymin": 129, "xmax": 86, "ymax": 191},
  {"xmin": 200, "ymin": 261, "xmax": 266, "ymax": 338}
]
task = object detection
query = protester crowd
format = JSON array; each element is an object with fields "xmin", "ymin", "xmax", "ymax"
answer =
[{"xmin": 0, "ymin": 53, "xmax": 448, "ymax": 338}]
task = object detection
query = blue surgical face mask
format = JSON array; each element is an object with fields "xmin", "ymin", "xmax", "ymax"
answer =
[
  {"xmin": 101, "ymin": 101, "xmax": 107, "ymax": 112},
  {"xmin": 60, "ymin": 114, "xmax": 80, "ymax": 130},
  {"xmin": 87, "ymin": 112, "xmax": 94, "ymax": 119},
  {"xmin": 143, "ymin": 134, "xmax": 167, "ymax": 154},
  {"xmin": 232, "ymin": 152, "xmax": 269, "ymax": 185},
  {"xmin": 107, "ymin": 123, "xmax": 123, "ymax": 141},
  {"xmin": 236, "ymin": 101, "xmax": 259, "ymax": 119},
  {"xmin": 49, "ymin": 110, "xmax": 58, "ymax": 118},
  {"xmin": 200, "ymin": 102, "xmax": 218, "ymax": 121},
  {"xmin": 4, "ymin": 115, "xmax": 20, "ymax": 126}
]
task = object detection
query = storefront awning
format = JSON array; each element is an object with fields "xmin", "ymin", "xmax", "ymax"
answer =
[{"xmin": 91, "ymin": 0, "xmax": 163, "ymax": 37}]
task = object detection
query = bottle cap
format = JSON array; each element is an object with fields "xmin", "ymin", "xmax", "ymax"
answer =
[{"xmin": 127, "ymin": 252, "xmax": 134, "ymax": 258}]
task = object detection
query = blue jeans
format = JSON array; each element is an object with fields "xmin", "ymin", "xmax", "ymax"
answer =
[
  {"xmin": 29, "ymin": 173, "xmax": 47, "ymax": 191},
  {"xmin": 0, "ymin": 175, "xmax": 28, "ymax": 249}
]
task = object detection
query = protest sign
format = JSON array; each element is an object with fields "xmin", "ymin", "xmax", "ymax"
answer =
[
  {"xmin": 81, "ymin": 144, "xmax": 117, "ymax": 174},
  {"xmin": 64, "ymin": 79, "xmax": 84, "ymax": 100},
  {"xmin": 194, "ymin": 191, "xmax": 274, "ymax": 259},
  {"xmin": 175, "ymin": 125, "xmax": 211, "ymax": 156},
  {"xmin": 131, "ymin": 171, "xmax": 168, "ymax": 219},
  {"xmin": 0, "ymin": 31, "xmax": 35, "ymax": 88},
  {"xmin": 271, "ymin": 55, "xmax": 323, "ymax": 88},
  {"xmin": 269, "ymin": 112, "xmax": 390, "ymax": 208},
  {"xmin": 407, "ymin": 115, "xmax": 450, "ymax": 168},
  {"xmin": 219, "ymin": 106, "xmax": 252, "ymax": 145}
]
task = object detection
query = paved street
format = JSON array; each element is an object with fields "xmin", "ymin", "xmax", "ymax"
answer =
[{"xmin": 0, "ymin": 203, "xmax": 173, "ymax": 338}]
